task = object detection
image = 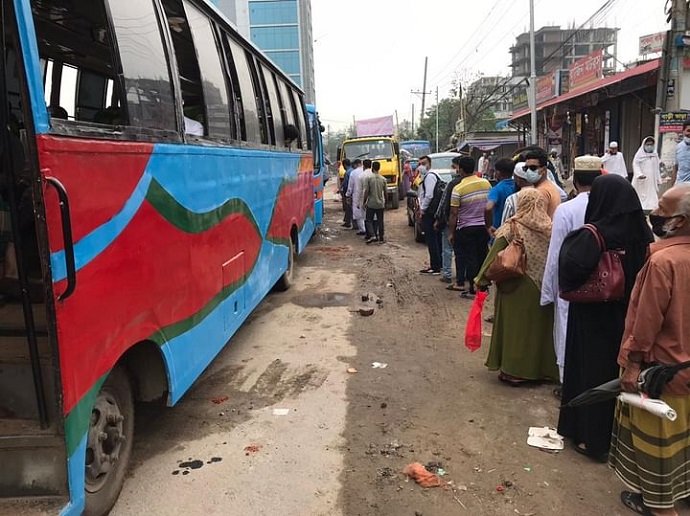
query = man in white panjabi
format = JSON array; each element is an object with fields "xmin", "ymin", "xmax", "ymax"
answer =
[
  {"xmin": 540, "ymin": 156, "xmax": 602, "ymax": 391},
  {"xmin": 600, "ymin": 141, "xmax": 628, "ymax": 179},
  {"xmin": 346, "ymin": 160, "xmax": 366, "ymax": 234}
]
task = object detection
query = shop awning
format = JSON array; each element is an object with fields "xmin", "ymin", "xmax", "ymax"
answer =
[
  {"xmin": 457, "ymin": 135, "xmax": 520, "ymax": 150},
  {"xmin": 510, "ymin": 59, "xmax": 661, "ymax": 121}
]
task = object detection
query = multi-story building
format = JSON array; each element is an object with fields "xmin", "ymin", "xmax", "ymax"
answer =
[
  {"xmin": 467, "ymin": 76, "xmax": 525, "ymax": 123},
  {"xmin": 510, "ymin": 25, "xmax": 618, "ymax": 78},
  {"xmin": 211, "ymin": 0, "xmax": 315, "ymax": 103}
]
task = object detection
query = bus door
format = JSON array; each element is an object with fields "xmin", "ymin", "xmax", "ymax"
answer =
[
  {"xmin": 308, "ymin": 106, "xmax": 325, "ymax": 226},
  {"xmin": 0, "ymin": 0, "xmax": 68, "ymax": 508}
]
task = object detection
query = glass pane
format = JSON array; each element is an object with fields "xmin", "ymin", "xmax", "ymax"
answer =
[
  {"xmin": 262, "ymin": 67, "xmax": 284, "ymax": 145},
  {"xmin": 107, "ymin": 0, "xmax": 176, "ymax": 130},
  {"xmin": 225, "ymin": 36, "xmax": 261, "ymax": 143},
  {"xmin": 250, "ymin": 26, "xmax": 299, "ymax": 50},
  {"xmin": 249, "ymin": 1, "xmax": 297, "ymax": 25},
  {"xmin": 184, "ymin": 2, "xmax": 232, "ymax": 139}
]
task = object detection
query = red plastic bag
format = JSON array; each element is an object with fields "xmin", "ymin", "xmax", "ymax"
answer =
[{"xmin": 464, "ymin": 291, "xmax": 489, "ymax": 352}]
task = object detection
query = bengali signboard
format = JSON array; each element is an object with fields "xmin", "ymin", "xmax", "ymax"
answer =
[
  {"xmin": 569, "ymin": 50, "xmax": 603, "ymax": 92},
  {"xmin": 512, "ymin": 87, "xmax": 529, "ymax": 112},
  {"xmin": 659, "ymin": 111, "xmax": 690, "ymax": 133},
  {"xmin": 536, "ymin": 74, "xmax": 556, "ymax": 104},
  {"xmin": 639, "ymin": 32, "xmax": 665, "ymax": 56}
]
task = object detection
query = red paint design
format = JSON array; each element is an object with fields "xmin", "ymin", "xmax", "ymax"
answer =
[
  {"xmin": 38, "ymin": 136, "xmax": 153, "ymax": 249},
  {"xmin": 267, "ymin": 156, "xmax": 314, "ymax": 241},
  {"xmin": 55, "ymin": 201, "xmax": 262, "ymax": 414}
]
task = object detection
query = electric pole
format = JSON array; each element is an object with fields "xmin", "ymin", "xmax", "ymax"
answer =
[
  {"xmin": 529, "ymin": 0, "xmax": 538, "ymax": 145},
  {"xmin": 435, "ymin": 87, "xmax": 440, "ymax": 152},
  {"xmin": 421, "ymin": 57, "xmax": 428, "ymax": 124}
]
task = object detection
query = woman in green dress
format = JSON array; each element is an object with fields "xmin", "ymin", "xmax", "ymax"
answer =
[{"xmin": 476, "ymin": 188, "xmax": 559, "ymax": 385}]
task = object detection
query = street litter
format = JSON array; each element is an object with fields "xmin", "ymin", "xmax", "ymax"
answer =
[
  {"xmin": 243, "ymin": 444, "xmax": 262, "ymax": 456},
  {"xmin": 527, "ymin": 426, "xmax": 564, "ymax": 450},
  {"xmin": 347, "ymin": 367, "xmax": 358, "ymax": 374},
  {"xmin": 403, "ymin": 462, "xmax": 443, "ymax": 488},
  {"xmin": 372, "ymin": 362, "xmax": 388, "ymax": 369},
  {"xmin": 211, "ymin": 396, "xmax": 229, "ymax": 404},
  {"xmin": 272, "ymin": 408, "xmax": 290, "ymax": 416},
  {"xmin": 523, "ymin": 466, "xmax": 532, "ymax": 472}
]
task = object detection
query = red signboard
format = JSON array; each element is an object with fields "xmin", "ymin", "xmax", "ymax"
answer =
[
  {"xmin": 536, "ymin": 74, "xmax": 555, "ymax": 104},
  {"xmin": 569, "ymin": 50, "xmax": 603, "ymax": 91}
]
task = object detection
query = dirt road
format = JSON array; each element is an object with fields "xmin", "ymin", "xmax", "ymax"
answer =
[{"xmin": 111, "ymin": 195, "xmax": 649, "ymax": 516}]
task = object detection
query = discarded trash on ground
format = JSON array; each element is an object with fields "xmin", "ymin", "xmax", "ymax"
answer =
[
  {"xmin": 273, "ymin": 408, "xmax": 290, "ymax": 416},
  {"xmin": 527, "ymin": 426, "xmax": 564, "ymax": 451},
  {"xmin": 243, "ymin": 444, "xmax": 262, "ymax": 456},
  {"xmin": 372, "ymin": 362, "xmax": 388, "ymax": 369},
  {"xmin": 403, "ymin": 462, "xmax": 444, "ymax": 488},
  {"xmin": 211, "ymin": 396, "xmax": 229, "ymax": 404},
  {"xmin": 347, "ymin": 367, "xmax": 358, "ymax": 374},
  {"xmin": 523, "ymin": 466, "xmax": 532, "ymax": 472}
]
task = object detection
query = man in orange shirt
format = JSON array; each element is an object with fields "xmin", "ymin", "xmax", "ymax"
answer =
[
  {"xmin": 610, "ymin": 185, "xmax": 690, "ymax": 516},
  {"xmin": 523, "ymin": 150, "xmax": 562, "ymax": 218}
]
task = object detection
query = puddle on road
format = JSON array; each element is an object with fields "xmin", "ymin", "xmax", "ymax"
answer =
[{"xmin": 292, "ymin": 292, "xmax": 352, "ymax": 308}]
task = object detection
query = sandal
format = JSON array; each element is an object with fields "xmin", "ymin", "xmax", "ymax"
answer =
[
  {"xmin": 620, "ymin": 491, "xmax": 653, "ymax": 516},
  {"xmin": 572, "ymin": 441, "xmax": 608, "ymax": 464},
  {"xmin": 460, "ymin": 291, "xmax": 475, "ymax": 300},
  {"xmin": 445, "ymin": 284, "xmax": 466, "ymax": 292},
  {"xmin": 498, "ymin": 372, "xmax": 528, "ymax": 386}
]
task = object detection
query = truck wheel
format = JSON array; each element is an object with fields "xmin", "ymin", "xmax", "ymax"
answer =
[
  {"xmin": 275, "ymin": 237, "xmax": 295, "ymax": 291},
  {"xmin": 84, "ymin": 367, "xmax": 134, "ymax": 516}
]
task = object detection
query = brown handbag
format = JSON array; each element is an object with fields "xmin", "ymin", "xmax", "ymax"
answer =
[
  {"xmin": 485, "ymin": 221, "xmax": 527, "ymax": 283},
  {"xmin": 559, "ymin": 224, "xmax": 625, "ymax": 303}
]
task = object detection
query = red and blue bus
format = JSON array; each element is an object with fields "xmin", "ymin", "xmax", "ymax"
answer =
[{"xmin": 0, "ymin": 0, "xmax": 321, "ymax": 514}]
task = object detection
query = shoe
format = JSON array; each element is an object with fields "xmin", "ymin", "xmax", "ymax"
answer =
[
  {"xmin": 460, "ymin": 291, "xmax": 475, "ymax": 300},
  {"xmin": 439, "ymin": 277, "xmax": 452, "ymax": 284},
  {"xmin": 377, "ymin": 239, "xmax": 385, "ymax": 244},
  {"xmin": 341, "ymin": 223, "xmax": 352, "ymax": 228},
  {"xmin": 419, "ymin": 268, "xmax": 435, "ymax": 274},
  {"xmin": 356, "ymin": 231, "xmax": 366, "ymax": 236},
  {"xmin": 365, "ymin": 237, "xmax": 376, "ymax": 244}
]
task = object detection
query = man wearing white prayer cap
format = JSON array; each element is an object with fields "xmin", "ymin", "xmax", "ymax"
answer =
[{"xmin": 601, "ymin": 141, "xmax": 629, "ymax": 179}]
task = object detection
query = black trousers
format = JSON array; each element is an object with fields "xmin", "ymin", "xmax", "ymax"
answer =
[
  {"xmin": 342, "ymin": 196, "xmax": 352, "ymax": 224},
  {"xmin": 365, "ymin": 207, "xmax": 384, "ymax": 240},
  {"xmin": 455, "ymin": 225, "xmax": 489, "ymax": 293},
  {"xmin": 422, "ymin": 212, "xmax": 441, "ymax": 271}
]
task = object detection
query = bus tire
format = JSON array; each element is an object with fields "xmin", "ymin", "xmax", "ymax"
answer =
[
  {"xmin": 391, "ymin": 193, "xmax": 400, "ymax": 210},
  {"xmin": 275, "ymin": 236, "xmax": 295, "ymax": 292},
  {"xmin": 84, "ymin": 366, "xmax": 134, "ymax": 516}
]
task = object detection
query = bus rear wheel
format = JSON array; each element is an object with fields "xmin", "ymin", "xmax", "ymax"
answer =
[
  {"xmin": 275, "ymin": 236, "xmax": 295, "ymax": 291},
  {"xmin": 84, "ymin": 367, "xmax": 134, "ymax": 516}
]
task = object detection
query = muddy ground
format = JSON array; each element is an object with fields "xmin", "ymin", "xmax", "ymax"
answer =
[{"xmin": 106, "ymin": 194, "xmax": 679, "ymax": 516}]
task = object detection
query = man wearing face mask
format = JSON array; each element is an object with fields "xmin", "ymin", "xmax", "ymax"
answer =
[
  {"xmin": 672, "ymin": 119, "xmax": 690, "ymax": 185},
  {"xmin": 610, "ymin": 185, "xmax": 690, "ymax": 516},
  {"xmin": 523, "ymin": 150, "xmax": 562, "ymax": 218}
]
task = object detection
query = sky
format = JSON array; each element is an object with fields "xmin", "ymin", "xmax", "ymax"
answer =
[{"xmin": 311, "ymin": 0, "xmax": 669, "ymax": 131}]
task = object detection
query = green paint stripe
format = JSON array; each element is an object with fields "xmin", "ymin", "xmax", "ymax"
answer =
[
  {"xmin": 64, "ymin": 373, "xmax": 109, "ymax": 457},
  {"xmin": 145, "ymin": 179, "xmax": 260, "ymax": 235}
]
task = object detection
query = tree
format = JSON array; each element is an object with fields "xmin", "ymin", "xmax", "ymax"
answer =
[
  {"xmin": 452, "ymin": 75, "xmax": 518, "ymax": 134},
  {"xmin": 416, "ymin": 98, "xmax": 462, "ymax": 151},
  {"xmin": 397, "ymin": 119, "xmax": 415, "ymax": 141}
]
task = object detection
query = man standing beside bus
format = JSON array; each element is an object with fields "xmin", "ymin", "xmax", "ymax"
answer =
[
  {"xmin": 346, "ymin": 159, "xmax": 366, "ymax": 235},
  {"xmin": 364, "ymin": 162, "xmax": 387, "ymax": 244},
  {"xmin": 341, "ymin": 158, "xmax": 353, "ymax": 228}
]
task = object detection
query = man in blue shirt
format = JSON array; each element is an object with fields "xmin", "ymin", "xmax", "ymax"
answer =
[
  {"xmin": 673, "ymin": 120, "xmax": 690, "ymax": 185},
  {"xmin": 484, "ymin": 158, "xmax": 516, "ymax": 236}
]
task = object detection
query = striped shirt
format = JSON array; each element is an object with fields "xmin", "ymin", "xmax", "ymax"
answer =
[{"xmin": 450, "ymin": 175, "xmax": 491, "ymax": 230}]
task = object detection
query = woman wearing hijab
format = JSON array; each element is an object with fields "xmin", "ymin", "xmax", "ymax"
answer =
[
  {"xmin": 557, "ymin": 175, "xmax": 654, "ymax": 462},
  {"xmin": 476, "ymin": 189, "xmax": 558, "ymax": 385},
  {"xmin": 632, "ymin": 136, "xmax": 661, "ymax": 213}
]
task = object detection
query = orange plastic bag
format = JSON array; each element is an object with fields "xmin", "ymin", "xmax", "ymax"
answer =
[
  {"xmin": 464, "ymin": 291, "xmax": 488, "ymax": 352},
  {"xmin": 403, "ymin": 462, "xmax": 443, "ymax": 488}
]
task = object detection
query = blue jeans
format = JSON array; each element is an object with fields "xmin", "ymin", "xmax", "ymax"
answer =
[{"xmin": 441, "ymin": 227, "xmax": 453, "ymax": 279}]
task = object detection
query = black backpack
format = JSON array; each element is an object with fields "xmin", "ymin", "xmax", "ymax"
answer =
[{"xmin": 425, "ymin": 172, "xmax": 447, "ymax": 215}]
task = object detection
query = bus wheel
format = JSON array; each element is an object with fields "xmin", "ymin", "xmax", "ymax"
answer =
[
  {"xmin": 275, "ymin": 237, "xmax": 295, "ymax": 291},
  {"xmin": 391, "ymin": 193, "xmax": 400, "ymax": 210},
  {"xmin": 84, "ymin": 367, "xmax": 134, "ymax": 516}
]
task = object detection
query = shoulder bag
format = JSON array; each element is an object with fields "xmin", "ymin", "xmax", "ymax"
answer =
[
  {"xmin": 559, "ymin": 224, "xmax": 625, "ymax": 303},
  {"xmin": 485, "ymin": 221, "xmax": 527, "ymax": 283}
]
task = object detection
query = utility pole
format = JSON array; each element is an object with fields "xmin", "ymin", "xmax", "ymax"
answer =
[
  {"xmin": 664, "ymin": 0, "xmax": 690, "ymax": 112},
  {"xmin": 529, "ymin": 0, "xmax": 538, "ymax": 145},
  {"xmin": 435, "ymin": 87, "xmax": 440, "ymax": 152},
  {"xmin": 412, "ymin": 104, "xmax": 415, "ymax": 134},
  {"xmin": 421, "ymin": 57, "xmax": 428, "ymax": 125}
]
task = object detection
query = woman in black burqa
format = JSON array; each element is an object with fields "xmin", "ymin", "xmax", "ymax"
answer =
[{"xmin": 557, "ymin": 174, "xmax": 653, "ymax": 462}]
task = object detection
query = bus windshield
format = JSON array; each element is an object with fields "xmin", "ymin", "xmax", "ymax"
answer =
[
  {"xmin": 401, "ymin": 141, "xmax": 431, "ymax": 158},
  {"xmin": 343, "ymin": 139, "xmax": 394, "ymax": 160}
]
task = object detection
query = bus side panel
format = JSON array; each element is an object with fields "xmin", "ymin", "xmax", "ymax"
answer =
[{"xmin": 38, "ymin": 136, "xmax": 313, "ymax": 509}]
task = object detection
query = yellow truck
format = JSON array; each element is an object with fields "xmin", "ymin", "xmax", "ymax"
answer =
[{"xmin": 337, "ymin": 136, "xmax": 403, "ymax": 209}]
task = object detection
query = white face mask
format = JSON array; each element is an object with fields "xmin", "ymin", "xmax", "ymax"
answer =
[{"xmin": 644, "ymin": 144, "xmax": 655, "ymax": 153}]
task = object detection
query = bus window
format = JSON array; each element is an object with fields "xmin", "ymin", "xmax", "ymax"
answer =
[
  {"xmin": 32, "ymin": 0, "xmax": 123, "ymax": 125},
  {"xmin": 218, "ymin": 31, "xmax": 246, "ymax": 141},
  {"xmin": 285, "ymin": 85, "xmax": 303, "ymax": 149},
  {"xmin": 277, "ymin": 80, "xmax": 296, "ymax": 138},
  {"xmin": 183, "ymin": 3, "xmax": 233, "ymax": 140},
  {"xmin": 256, "ymin": 63, "xmax": 276, "ymax": 145},
  {"xmin": 291, "ymin": 90, "xmax": 308, "ymax": 150},
  {"xmin": 161, "ymin": 0, "xmax": 206, "ymax": 137},
  {"xmin": 223, "ymin": 35, "xmax": 261, "ymax": 144},
  {"xmin": 107, "ymin": 0, "xmax": 176, "ymax": 130},
  {"xmin": 261, "ymin": 67, "xmax": 284, "ymax": 146},
  {"xmin": 244, "ymin": 52, "xmax": 269, "ymax": 145}
]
